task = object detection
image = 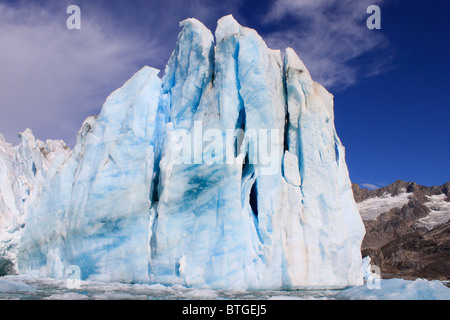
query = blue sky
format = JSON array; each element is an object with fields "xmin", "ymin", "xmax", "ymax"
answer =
[
  {"xmin": 0, "ymin": 0, "xmax": 448, "ymax": 188},
  {"xmin": 334, "ymin": 0, "xmax": 450, "ymax": 188}
]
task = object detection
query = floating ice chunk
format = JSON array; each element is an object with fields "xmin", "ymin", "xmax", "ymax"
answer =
[
  {"xmin": 337, "ymin": 278, "xmax": 450, "ymax": 300},
  {"xmin": 0, "ymin": 279, "xmax": 35, "ymax": 293},
  {"xmin": 44, "ymin": 292, "xmax": 89, "ymax": 300}
]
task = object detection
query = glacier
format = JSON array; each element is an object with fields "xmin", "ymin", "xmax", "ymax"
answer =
[
  {"xmin": 0, "ymin": 15, "xmax": 367, "ymax": 289},
  {"xmin": 0, "ymin": 130, "xmax": 70, "ymax": 275}
]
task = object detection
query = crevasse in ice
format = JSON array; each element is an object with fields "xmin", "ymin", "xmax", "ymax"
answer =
[{"xmin": 2, "ymin": 15, "xmax": 366, "ymax": 289}]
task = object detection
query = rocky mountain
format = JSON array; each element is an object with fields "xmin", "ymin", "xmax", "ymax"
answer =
[{"xmin": 353, "ymin": 180, "xmax": 450, "ymax": 281}]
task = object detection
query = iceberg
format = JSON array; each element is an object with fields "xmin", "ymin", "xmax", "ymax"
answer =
[{"xmin": 1, "ymin": 15, "xmax": 367, "ymax": 289}]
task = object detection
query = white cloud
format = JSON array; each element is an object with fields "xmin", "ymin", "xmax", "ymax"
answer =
[{"xmin": 361, "ymin": 183, "xmax": 380, "ymax": 190}]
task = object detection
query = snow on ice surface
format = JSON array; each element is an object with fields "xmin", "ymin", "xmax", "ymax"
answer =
[
  {"xmin": 416, "ymin": 194, "xmax": 450, "ymax": 230},
  {"xmin": 357, "ymin": 192, "xmax": 411, "ymax": 221},
  {"xmin": 3, "ymin": 15, "xmax": 366, "ymax": 290}
]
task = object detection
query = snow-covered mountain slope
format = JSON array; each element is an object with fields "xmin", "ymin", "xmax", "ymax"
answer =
[
  {"xmin": 354, "ymin": 180, "xmax": 450, "ymax": 231},
  {"xmin": 1, "ymin": 15, "xmax": 365, "ymax": 289},
  {"xmin": 353, "ymin": 180, "xmax": 450, "ymax": 280},
  {"xmin": 358, "ymin": 192, "xmax": 412, "ymax": 221},
  {"xmin": 0, "ymin": 131, "xmax": 70, "ymax": 275},
  {"xmin": 417, "ymin": 194, "xmax": 450, "ymax": 230}
]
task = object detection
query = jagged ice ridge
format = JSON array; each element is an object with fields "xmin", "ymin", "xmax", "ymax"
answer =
[{"xmin": 0, "ymin": 15, "xmax": 366, "ymax": 289}]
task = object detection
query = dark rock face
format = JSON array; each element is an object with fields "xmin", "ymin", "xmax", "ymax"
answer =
[
  {"xmin": 354, "ymin": 180, "xmax": 450, "ymax": 281},
  {"xmin": 362, "ymin": 197, "xmax": 429, "ymax": 249},
  {"xmin": 0, "ymin": 258, "xmax": 15, "ymax": 276}
]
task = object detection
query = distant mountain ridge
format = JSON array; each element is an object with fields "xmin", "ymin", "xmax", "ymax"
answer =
[
  {"xmin": 353, "ymin": 180, "xmax": 450, "ymax": 203},
  {"xmin": 353, "ymin": 180, "xmax": 450, "ymax": 281}
]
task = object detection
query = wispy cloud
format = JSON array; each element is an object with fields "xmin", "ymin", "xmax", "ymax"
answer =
[
  {"xmin": 0, "ymin": 1, "xmax": 160, "ymax": 146},
  {"xmin": 261, "ymin": 0, "xmax": 391, "ymax": 90},
  {"xmin": 0, "ymin": 0, "xmax": 245, "ymax": 146},
  {"xmin": 360, "ymin": 183, "xmax": 381, "ymax": 190},
  {"xmin": 0, "ymin": 0, "xmax": 393, "ymax": 147}
]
